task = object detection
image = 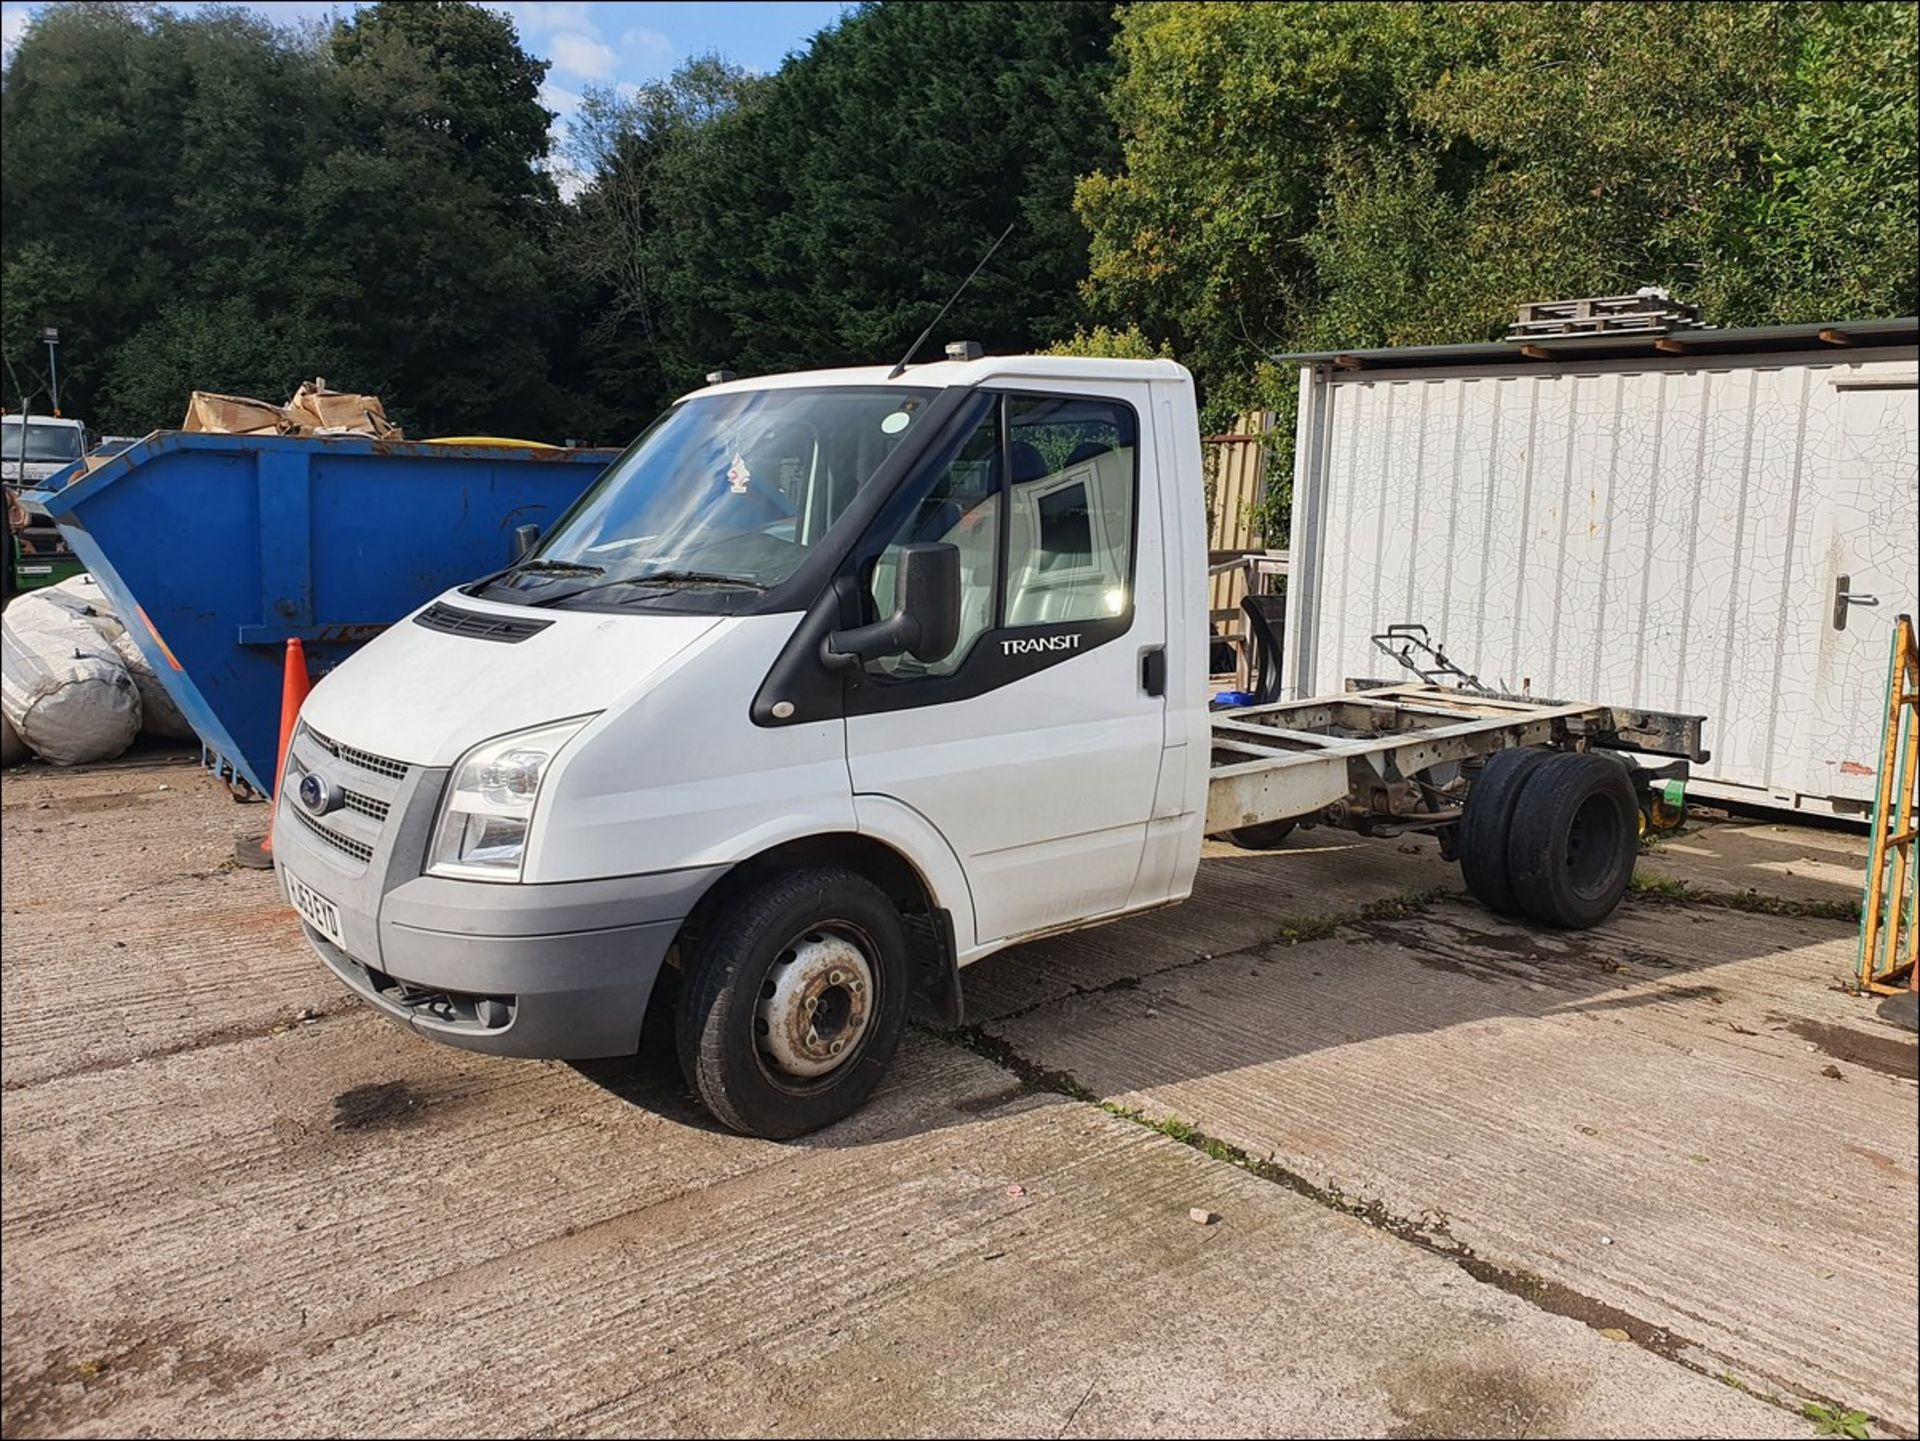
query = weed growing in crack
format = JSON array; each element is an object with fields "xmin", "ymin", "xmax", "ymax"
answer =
[
  {"xmin": 1629, "ymin": 871, "xmax": 1860, "ymax": 922},
  {"xmin": 1263, "ymin": 886, "xmax": 1454, "ymax": 947},
  {"xmin": 1804, "ymin": 1402, "xmax": 1872, "ymax": 1438}
]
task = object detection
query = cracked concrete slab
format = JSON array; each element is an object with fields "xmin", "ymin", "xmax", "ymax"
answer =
[
  {"xmin": 1, "ymin": 760, "xmax": 343, "ymax": 1090},
  {"xmin": 986, "ymin": 897, "xmax": 1919, "ymax": 1433},
  {"xmin": 961, "ymin": 833, "xmax": 1459, "ymax": 1023},
  {"xmin": 1637, "ymin": 816, "xmax": 1870, "ymax": 911},
  {"xmin": 0, "ymin": 759, "xmax": 1881, "ymax": 1438},
  {"xmin": 2, "ymin": 1017, "xmax": 1794, "ymax": 1439}
]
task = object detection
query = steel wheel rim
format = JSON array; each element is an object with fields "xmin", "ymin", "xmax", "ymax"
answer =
[
  {"xmin": 754, "ymin": 925, "xmax": 877, "ymax": 1082},
  {"xmin": 1564, "ymin": 792, "xmax": 1624, "ymax": 899}
]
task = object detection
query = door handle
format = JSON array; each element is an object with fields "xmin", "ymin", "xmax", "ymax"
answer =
[
  {"xmin": 1833, "ymin": 574, "xmax": 1881, "ymax": 631},
  {"xmin": 1141, "ymin": 647, "xmax": 1166, "ymax": 697}
]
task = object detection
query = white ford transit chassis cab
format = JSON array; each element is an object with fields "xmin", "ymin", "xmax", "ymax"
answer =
[{"xmin": 275, "ymin": 353, "xmax": 1703, "ymax": 1137}]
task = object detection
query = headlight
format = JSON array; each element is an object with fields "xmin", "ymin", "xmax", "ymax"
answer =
[{"xmin": 427, "ymin": 717, "xmax": 594, "ymax": 881}]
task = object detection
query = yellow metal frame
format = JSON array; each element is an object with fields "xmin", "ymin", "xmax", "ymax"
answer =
[{"xmin": 1858, "ymin": 614, "xmax": 1920, "ymax": 995}]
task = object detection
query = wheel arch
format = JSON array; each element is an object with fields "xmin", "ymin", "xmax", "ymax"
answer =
[{"xmin": 675, "ymin": 831, "xmax": 965, "ymax": 1027}]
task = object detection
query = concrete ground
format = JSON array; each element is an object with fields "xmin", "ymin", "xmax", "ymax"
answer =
[
  {"xmin": 2, "ymin": 760, "xmax": 1914, "ymax": 1439},
  {"xmin": 1636, "ymin": 812, "xmax": 1872, "ymax": 911}
]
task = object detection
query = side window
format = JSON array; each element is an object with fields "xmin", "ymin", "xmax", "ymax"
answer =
[
  {"xmin": 1004, "ymin": 396, "xmax": 1136, "ymax": 626},
  {"xmin": 865, "ymin": 407, "xmax": 1001, "ymax": 678}
]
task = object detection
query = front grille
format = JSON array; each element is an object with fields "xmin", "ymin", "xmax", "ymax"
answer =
[
  {"xmin": 291, "ymin": 805, "xmax": 375, "ymax": 864},
  {"xmin": 303, "ymin": 724, "xmax": 409, "ymax": 780},
  {"xmin": 337, "ymin": 741, "xmax": 407, "ymax": 780},
  {"xmin": 341, "ymin": 789, "xmax": 390, "ymax": 822},
  {"xmin": 414, "ymin": 602, "xmax": 553, "ymax": 643}
]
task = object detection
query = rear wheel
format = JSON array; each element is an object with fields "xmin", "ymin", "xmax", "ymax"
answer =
[
  {"xmin": 1506, "ymin": 752, "xmax": 1639, "ymax": 929},
  {"xmin": 1227, "ymin": 818, "xmax": 1297, "ymax": 850},
  {"xmin": 675, "ymin": 867, "xmax": 910, "ymax": 1139},
  {"xmin": 1459, "ymin": 747, "xmax": 1553, "ymax": 916}
]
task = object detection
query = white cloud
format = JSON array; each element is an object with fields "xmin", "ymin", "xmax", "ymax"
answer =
[
  {"xmin": 548, "ymin": 29, "xmax": 616, "ymax": 79},
  {"xmin": 251, "ymin": 1, "xmax": 358, "ymax": 22},
  {"xmin": 619, "ymin": 26, "xmax": 675, "ymax": 71},
  {"xmin": 539, "ymin": 80, "xmax": 584, "ymax": 117},
  {"xmin": 493, "ymin": 2, "xmax": 599, "ymax": 39},
  {"xmin": 3, "ymin": 3, "xmax": 33, "ymax": 58}
]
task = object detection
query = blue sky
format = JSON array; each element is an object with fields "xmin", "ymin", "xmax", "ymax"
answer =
[
  {"xmin": 484, "ymin": 2, "xmax": 854, "ymax": 113},
  {"xmin": 1, "ymin": 1, "xmax": 856, "ymax": 154}
]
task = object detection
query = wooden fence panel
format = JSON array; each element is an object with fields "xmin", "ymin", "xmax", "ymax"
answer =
[{"xmin": 1205, "ymin": 412, "xmax": 1274, "ymax": 622}]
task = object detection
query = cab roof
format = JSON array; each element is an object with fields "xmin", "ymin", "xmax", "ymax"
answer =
[
  {"xmin": 680, "ymin": 353, "xmax": 1189, "ymax": 403},
  {"xmin": 1, "ymin": 413, "xmax": 83, "ymax": 427}
]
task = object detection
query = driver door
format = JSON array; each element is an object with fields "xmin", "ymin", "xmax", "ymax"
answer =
[{"xmin": 845, "ymin": 386, "xmax": 1167, "ymax": 946}]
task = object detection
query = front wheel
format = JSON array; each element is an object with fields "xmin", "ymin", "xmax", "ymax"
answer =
[{"xmin": 675, "ymin": 867, "xmax": 910, "ymax": 1139}]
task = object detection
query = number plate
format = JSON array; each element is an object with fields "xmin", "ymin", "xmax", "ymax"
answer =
[{"xmin": 285, "ymin": 870, "xmax": 346, "ymax": 948}]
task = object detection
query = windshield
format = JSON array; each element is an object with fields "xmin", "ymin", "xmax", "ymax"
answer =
[
  {"xmin": 481, "ymin": 386, "xmax": 936, "ymax": 609},
  {"xmin": 2, "ymin": 419, "xmax": 83, "ymax": 464}
]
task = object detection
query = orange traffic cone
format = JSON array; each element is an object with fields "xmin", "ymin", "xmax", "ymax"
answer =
[{"xmin": 235, "ymin": 639, "xmax": 312, "ymax": 869}]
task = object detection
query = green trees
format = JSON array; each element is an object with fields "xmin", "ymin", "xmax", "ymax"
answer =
[
  {"xmin": 1075, "ymin": 3, "xmax": 1433, "ymax": 403},
  {"xmin": 1, "ymin": 0, "xmax": 566, "ymax": 436},
  {"xmin": 2, "ymin": 0, "xmax": 1914, "ymax": 445},
  {"xmin": 630, "ymin": 0, "xmax": 1122, "ymax": 417},
  {"xmin": 306, "ymin": 1, "xmax": 566, "ymax": 436},
  {"xmin": 1, "ymin": 4, "xmax": 336, "ymax": 424},
  {"xmin": 1317, "ymin": 1, "xmax": 1920, "ymax": 345},
  {"xmin": 1078, "ymin": 1, "xmax": 1920, "ymax": 417},
  {"xmin": 554, "ymin": 57, "xmax": 765, "ymax": 438},
  {"xmin": 2, "ymin": 0, "xmax": 1123, "ymax": 439},
  {"xmin": 548, "ymin": 0, "xmax": 1124, "ymax": 435}
]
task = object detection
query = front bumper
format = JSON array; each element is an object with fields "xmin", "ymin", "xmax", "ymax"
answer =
[
  {"xmin": 303, "ymin": 872, "xmax": 696, "ymax": 1058},
  {"xmin": 272, "ymin": 721, "xmax": 722, "ymax": 1059},
  {"xmin": 299, "ymin": 878, "xmax": 691, "ymax": 1059}
]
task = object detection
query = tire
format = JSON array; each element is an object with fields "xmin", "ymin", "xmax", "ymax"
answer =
[
  {"xmin": 1459, "ymin": 747, "xmax": 1554, "ymax": 916},
  {"xmin": 1227, "ymin": 819, "xmax": 1297, "ymax": 850},
  {"xmin": 1505, "ymin": 752, "xmax": 1639, "ymax": 929},
  {"xmin": 675, "ymin": 867, "xmax": 910, "ymax": 1139}
]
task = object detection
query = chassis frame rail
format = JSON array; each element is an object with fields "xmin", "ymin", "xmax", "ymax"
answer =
[{"xmin": 1207, "ymin": 684, "xmax": 1707, "ymax": 837}]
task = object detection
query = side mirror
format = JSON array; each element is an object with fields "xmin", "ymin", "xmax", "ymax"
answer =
[
  {"xmin": 823, "ymin": 542, "xmax": 961, "ymax": 670},
  {"xmin": 511, "ymin": 523, "xmax": 541, "ymax": 561}
]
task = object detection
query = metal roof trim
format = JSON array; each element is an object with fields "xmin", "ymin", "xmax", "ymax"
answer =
[{"xmin": 1274, "ymin": 316, "xmax": 1920, "ymax": 370}]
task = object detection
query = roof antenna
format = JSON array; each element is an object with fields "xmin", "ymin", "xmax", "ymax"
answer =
[{"xmin": 886, "ymin": 221, "xmax": 1015, "ymax": 379}]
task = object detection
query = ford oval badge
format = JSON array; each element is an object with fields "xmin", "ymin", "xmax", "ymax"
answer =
[{"xmin": 298, "ymin": 772, "xmax": 332, "ymax": 815}]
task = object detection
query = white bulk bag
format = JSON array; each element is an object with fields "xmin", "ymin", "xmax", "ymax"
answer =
[
  {"xmin": 112, "ymin": 628, "xmax": 196, "ymax": 741},
  {"xmin": 40, "ymin": 575, "xmax": 194, "ymax": 741},
  {"xmin": 38, "ymin": 573, "xmax": 128, "ymax": 645},
  {"xmin": 1, "ymin": 592, "xmax": 141, "ymax": 765}
]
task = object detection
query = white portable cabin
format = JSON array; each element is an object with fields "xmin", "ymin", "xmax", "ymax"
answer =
[{"xmin": 1280, "ymin": 316, "xmax": 1920, "ymax": 820}]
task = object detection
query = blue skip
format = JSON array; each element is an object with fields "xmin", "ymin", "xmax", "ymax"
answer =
[{"xmin": 23, "ymin": 431, "xmax": 616, "ymax": 795}]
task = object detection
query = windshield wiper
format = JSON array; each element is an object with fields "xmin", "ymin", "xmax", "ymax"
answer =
[
  {"xmin": 468, "ymin": 555, "xmax": 605, "ymax": 590},
  {"xmin": 626, "ymin": 570, "xmax": 767, "ymax": 590},
  {"xmin": 507, "ymin": 558, "xmax": 605, "ymax": 577},
  {"xmin": 527, "ymin": 569, "xmax": 767, "ymax": 608}
]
